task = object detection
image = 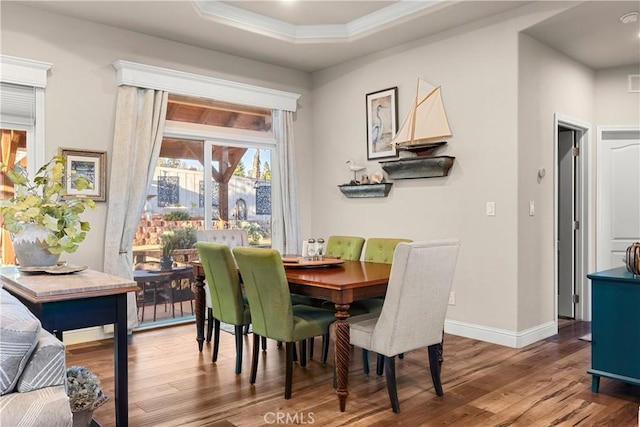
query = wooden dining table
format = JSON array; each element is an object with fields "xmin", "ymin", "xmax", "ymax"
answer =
[{"xmin": 190, "ymin": 258, "xmax": 391, "ymax": 412}]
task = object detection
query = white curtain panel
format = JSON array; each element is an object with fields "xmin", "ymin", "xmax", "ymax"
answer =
[
  {"xmin": 272, "ymin": 110, "xmax": 300, "ymax": 255},
  {"xmin": 103, "ymin": 86, "xmax": 168, "ymax": 330}
]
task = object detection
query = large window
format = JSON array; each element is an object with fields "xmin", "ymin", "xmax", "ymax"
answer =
[
  {"xmin": 0, "ymin": 56, "xmax": 51, "ymax": 265},
  {"xmin": 132, "ymin": 96, "xmax": 276, "ymax": 327}
]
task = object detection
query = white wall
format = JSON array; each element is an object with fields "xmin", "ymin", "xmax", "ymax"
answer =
[
  {"xmin": 0, "ymin": 2, "xmax": 313, "ymax": 271},
  {"xmin": 306, "ymin": 1, "xmax": 634, "ymax": 347},
  {"xmin": 309, "ymin": 4, "xmax": 578, "ymax": 347},
  {"xmin": 594, "ymin": 65, "xmax": 640, "ymax": 125},
  {"xmin": 517, "ymin": 34, "xmax": 595, "ymax": 330}
]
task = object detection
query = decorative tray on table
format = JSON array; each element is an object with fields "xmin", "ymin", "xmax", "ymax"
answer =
[
  {"xmin": 281, "ymin": 256, "xmax": 344, "ymax": 268},
  {"xmin": 18, "ymin": 263, "xmax": 88, "ymax": 275}
]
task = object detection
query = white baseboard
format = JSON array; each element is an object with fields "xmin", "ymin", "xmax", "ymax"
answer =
[
  {"xmin": 444, "ymin": 319, "xmax": 558, "ymax": 348},
  {"xmin": 62, "ymin": 326, "xmax": 112, "ymax": 345},
  {"xmin": 64, "ymin": 319, "xmax": 558, "ymax": 349}
]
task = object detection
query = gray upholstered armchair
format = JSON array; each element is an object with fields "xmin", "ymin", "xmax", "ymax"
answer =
[
  {"xmin": 0, "ymin": 289, "xmax": 72, "ymax": 426},
  {"xmin": 348, "ymin": 239, "xmax": 460, "ymax": 413}
]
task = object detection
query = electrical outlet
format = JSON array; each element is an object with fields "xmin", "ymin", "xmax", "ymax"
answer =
[
  {"xmin": 448, "ymin": 291, "xmax": 456, "ymax": 306},
  {"xmin": 529, "ymin": 201, "xmax": 535, "ymax": 216}
]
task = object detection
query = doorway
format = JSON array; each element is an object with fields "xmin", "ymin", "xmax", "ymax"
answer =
[
  {"xmin": 596, "ymin": 127, "xmax": 640, "ymax": 270},
  {"xmin": 555, "ymin": 115, "xmax": 590, "ymax": 321}
]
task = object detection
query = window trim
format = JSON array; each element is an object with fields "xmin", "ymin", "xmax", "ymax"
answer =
[
  {"xmin": 0, "ymin": 55, "xmax": 52, "ymax": 176},
  {"xmin": 113, "ymin": 60, "xmax": 300, "ymax": 112}
]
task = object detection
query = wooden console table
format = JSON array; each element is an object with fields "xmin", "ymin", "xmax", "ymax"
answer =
[
  {"xmin": 0, "ymin": 266, "xmax": 139, "ymax": 427},
  {"xmin": 587, "ymin": 266, "xmax": 640, "ymax": 392}
]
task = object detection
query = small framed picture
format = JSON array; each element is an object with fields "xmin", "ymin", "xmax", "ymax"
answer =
[
  {"xmin": 59, "ymin": 148, "xmax": 107, "ymax": 201},
  {"xmin": 366, "ymin": 87, "xmax": 398, "ymax": 160}
]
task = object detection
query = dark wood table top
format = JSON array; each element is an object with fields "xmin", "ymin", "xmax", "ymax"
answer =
[
  {"xmin": 285, "ymin": 260, "xmax": 391, "ymax": 304},
  {"xmin": 191, "ymin": 259, "xmax": 391, "ymax": 305},
  {"xmin": 285, "ymin": 259, "xmax": 390, "ymax": 288}
]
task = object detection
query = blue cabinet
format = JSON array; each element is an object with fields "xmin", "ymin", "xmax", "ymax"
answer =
[{"xmin": 587, "ymin": 267, "xmax": 640, "ymax": 392}]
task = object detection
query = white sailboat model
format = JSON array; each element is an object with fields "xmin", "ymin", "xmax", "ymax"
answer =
[{"xmin": 380, "ymin": 79, "xmax": 455, "ymax": 179}]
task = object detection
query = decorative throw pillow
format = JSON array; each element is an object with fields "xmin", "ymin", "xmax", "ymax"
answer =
[
  {"xmin": 0, "ymin": 289, "xmax": 41, "ymax": 395},
  {"xmin": 16, "ymin": 330, "xmax": 66, "ymax": 392}
]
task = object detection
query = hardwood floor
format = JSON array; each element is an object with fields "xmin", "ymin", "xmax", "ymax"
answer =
[{"xmin": 65, "ymin": 321, "xmax": 640, "ymax": 426}]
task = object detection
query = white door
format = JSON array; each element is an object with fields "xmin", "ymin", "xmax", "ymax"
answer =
[{"xmin": 597, "ymin": 127, "xmax": 640, "ymax": 270}]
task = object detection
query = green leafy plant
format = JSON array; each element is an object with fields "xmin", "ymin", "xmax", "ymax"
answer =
[
  {"xmin": 161, "ymin": 226, "xmax": 197, "ymax": 258},
  {"xmin": 0, "ymin": 156, "xmax": 96, "ymax": 254},
  {"xmin": 239, "ymin": 221, "xmax": 266, "ymax": 245},
  {"xmin": 163, "ymin": 210, "xmax": 191, "ymax": 221},
  {"xmin": 66, "ymin": 366, "xmax": 108, "ymax": 413}
]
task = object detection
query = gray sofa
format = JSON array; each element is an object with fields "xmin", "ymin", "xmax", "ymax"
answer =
[{"xmin": 0, "ymin": 288, "xmax": 72, "ymax": 426}]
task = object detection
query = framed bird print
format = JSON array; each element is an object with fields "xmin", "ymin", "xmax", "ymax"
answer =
[{"xmin": 366, "ymin": 87, "xmax": 398, "ymax": 160}]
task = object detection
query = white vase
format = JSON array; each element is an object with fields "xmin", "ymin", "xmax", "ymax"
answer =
[{"xmin": 11, "ymin": 224, "xmax": 60, "ymax": 267}]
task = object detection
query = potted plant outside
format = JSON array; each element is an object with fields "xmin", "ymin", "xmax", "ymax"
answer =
[
  {"xmin": 238, "ymin": 221, "xmax": 266, "ymax": 245},
  {"xmin": 160, "ymin": 226, "xmax": 197, "ymax": 270},
  {"xmin": 0, "ymin": 156, "xmax": 95, "ymax": 267},
  {"xmin": 66, "ymin": 366, "xmax": 108, "ymax": 427}
]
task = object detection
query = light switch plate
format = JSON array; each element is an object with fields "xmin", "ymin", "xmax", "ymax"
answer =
[{"xmin": 486, "ymin": 201, "xmax": 495, "ymax": 216}]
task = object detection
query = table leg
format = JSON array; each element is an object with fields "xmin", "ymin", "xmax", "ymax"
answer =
[
  {"xmin": 334, "ymin": 303, "xmax": 351, "ymax": 412},
  {"xmin": 114, "ymin": 293, "xmax": 128, "ymax": 427},
  {"xmin": 194, "ymin": 274, "xmax": 206, "ymax": 352}
]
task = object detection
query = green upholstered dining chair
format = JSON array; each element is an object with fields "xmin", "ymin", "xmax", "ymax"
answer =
[
  {"xmin": 195, "ymin": 242, "xmax": 251, "ymax": 375},
  {"xmin": 324, "ymin": 235, "xmax": 365, "ymax": 260},
  {"xmin": 363, "ymin": 238, "xmax": 413, "ymax": 264},
  {"xmin": 355, "ymin": 237, "xmax": 414, "ymax": 315},
  {"xmin": 232, "ymin": 246, "xmax": 336, "ymax": 399},
  {"xmin": 348, "ymin": 239, "xmax": 460, "ymax": 413},
  {"xmin": 288, "ymin": 235, "xmax": 363, "ymax": 309}
]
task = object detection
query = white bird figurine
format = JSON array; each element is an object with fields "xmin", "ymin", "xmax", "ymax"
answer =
[{"xmin": 346, "ymin": 159, "xmax": 366, "ymax": 183}]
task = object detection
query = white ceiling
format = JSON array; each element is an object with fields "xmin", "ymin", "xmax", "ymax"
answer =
[{"xmin": 18, "ymin": 0, "xmax": 640, "ymax": 73}]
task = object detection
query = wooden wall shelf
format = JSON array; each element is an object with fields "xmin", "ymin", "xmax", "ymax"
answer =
[
  {"xmin": 338, "ymin": 183, "xmax": 392, "ymax": 198},
  {"xmin": 380, "ymin": 156, "xmax": 455, "ymax": 179}
]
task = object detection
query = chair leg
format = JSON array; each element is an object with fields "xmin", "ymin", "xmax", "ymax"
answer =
[
  {"xmin": 261, "ymin": 336, "xmax": 267, "ymax": 351},
  {"xmin": 212, "ymin": 319, "xmax": 221, "ymax": 363},
  {"xmin": 244, "ymin": 324, "xmax": 250, "ymax": 335},
  {"xmin": 384, "ymin": 356, "xmax": 400, "ymax": 413},
  {"xmin": 285, "ymin": 342, "xmax": 294, "ymax": 399},
  {"xmin": 362, "ymin": 349, "xmax": 370, "ymax": 375},
  {"xmin": 428, "ymin": 344, "xmax": 444, "ymax": 396},
  {"xmin": 152, "ymin": 283, "xmax": 158, "ymax": 321},
  {"xmin": 234, "ymin": 325, "xmax": 244, "ymax": 375},
  {"xmin": 376, "ymin": 353, "xmax": 385, "ymax": 376},
  {"xmin": 321, "ymin": 334, "xmax": 329, "ymax": 364},
  {"xmin": 308, "ymin": 337, "xmax": 315, "ymax": 359},
  {"xmin": 250, "ymin": 334, "xmax": 260, "ymax": 384},
  {"xmin": 300, "ymin": 340, "xmax": 307, "ymax": 367},
  {"xmin": 206, "ymin": 308, "xmax": 214, "ymax": 342}
]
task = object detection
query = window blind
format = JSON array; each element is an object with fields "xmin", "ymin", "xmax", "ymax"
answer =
[{"xmin": 0, "ymin": 82, "xmax": 35, "ymax": 126}]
